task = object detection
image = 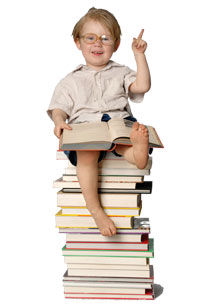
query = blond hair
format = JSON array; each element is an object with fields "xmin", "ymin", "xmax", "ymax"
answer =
[{"xmin": 72, "ymin": 7, "xmax": 121, "ymax": 43}]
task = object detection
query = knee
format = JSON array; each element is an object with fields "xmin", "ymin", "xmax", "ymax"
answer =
[{"xmin": 77, "ymin": 151, "xmax": 100, "ymax": 165}]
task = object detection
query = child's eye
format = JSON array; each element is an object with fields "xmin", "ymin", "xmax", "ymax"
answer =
[
  {"xmin": 86, "ymin": 35, "xmax": 95, "ymax": 41},
  {"xmin": 101, "ymin": 35, "xmax": 113, "ymax": 43}
]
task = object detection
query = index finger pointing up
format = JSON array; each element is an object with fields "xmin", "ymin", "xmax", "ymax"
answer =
[{"xmin": 137, "ymin": 29, "xmax": 144, "ymax": 40}]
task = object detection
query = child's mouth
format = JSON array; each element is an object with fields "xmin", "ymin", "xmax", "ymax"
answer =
[{"xmin": 92, "ymin": 51, "xmax": 104, "ymax": 56}]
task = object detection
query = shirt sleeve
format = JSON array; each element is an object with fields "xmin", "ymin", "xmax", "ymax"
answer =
[
  {"xmin": 47, "ymin": 80, "xmax": 74, "ymax": 119},
  {"xmin": 124, "ymin": 68, "xmax": 144, "ymax": 103}
]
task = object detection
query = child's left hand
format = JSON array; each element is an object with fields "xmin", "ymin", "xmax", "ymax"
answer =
[{"xmin": 132, "ymin": 29, "xmax": 147, "ymax": 55}]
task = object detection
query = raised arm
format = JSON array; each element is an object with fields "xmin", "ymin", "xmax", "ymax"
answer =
[
  {"xmin": 129, "ymin": 29, "xmax": 151, "ymax": 94},
  {"xmin": 52, "ymin": 109, "xmax": 72, "ymax": 138}
]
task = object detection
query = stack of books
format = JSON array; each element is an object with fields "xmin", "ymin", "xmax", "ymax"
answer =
[{"xmin": 54, "ymin": 151, "xmax": 155, "ymax": 300}]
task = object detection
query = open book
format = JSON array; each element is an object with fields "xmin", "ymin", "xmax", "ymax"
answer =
[{"xmin": 60, "ymin": 118, "xmax": 163, "ymax": 150}]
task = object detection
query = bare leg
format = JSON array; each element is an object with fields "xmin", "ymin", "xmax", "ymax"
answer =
[
  {"xmin": 115, "ymin": 122, "xmax": 149, "ymax": 169},
  {"xmin": 76, "ymin": 151, "xmax": 116, "ymax": 236}
]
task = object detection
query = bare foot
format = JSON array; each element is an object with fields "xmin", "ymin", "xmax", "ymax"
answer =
[
  {"xmin": 91, "ymin": 207, "xmax": 117, "ymax": 236},
  {"xmin": 130, "ymin": 122, "xmax": 149, "ymax": 169}
]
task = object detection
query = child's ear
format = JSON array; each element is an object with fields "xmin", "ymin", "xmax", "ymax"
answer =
[
  {"xmin": 114, "ymin": 39, "xmax": 120, "ymax": 52},
  {"xmin": 75, "ymin": 38, "xmax": 81, "ymax": 50}
]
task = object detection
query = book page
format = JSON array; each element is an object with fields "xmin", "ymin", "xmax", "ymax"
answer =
[
  {"xmin": 61, "ymin": 121, "xmax": 111, "ymax": 144},
  {"xmin": 108, "ymin": 119, "xmax": 163, "ymax": 148},
  {"xmin": 108, "ymin": 118, "xmax": 132, "ymax": 142},
  {"xmin": 147, "ymin": 126, "xmax": 163, "ymax": 147}
]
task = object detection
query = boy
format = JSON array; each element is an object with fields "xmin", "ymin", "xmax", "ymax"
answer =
[{"xmin": 47, "ymin": 8, "xmax": 151, "ymax": 237}]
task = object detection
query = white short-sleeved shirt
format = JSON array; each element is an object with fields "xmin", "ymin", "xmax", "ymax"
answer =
[{"xmin": 47, "ymin": 60, "xmax": 144, "ymax": 124}]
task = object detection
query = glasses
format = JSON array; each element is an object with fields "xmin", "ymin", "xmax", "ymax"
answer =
[{"xmin": 79, "ymin": 33, "xmax": 116, "ymax": 46}]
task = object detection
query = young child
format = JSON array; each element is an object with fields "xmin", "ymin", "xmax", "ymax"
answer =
[{"xmin": 47, "ymin": 7, "xmax": 151, "ymax": 237}]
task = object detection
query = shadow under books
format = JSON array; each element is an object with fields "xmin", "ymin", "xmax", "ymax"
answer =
[{"xmin": 154, "ymin": 284, "xmax": 164, "ymax": 299}]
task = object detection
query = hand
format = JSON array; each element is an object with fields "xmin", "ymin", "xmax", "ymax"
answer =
[
  {"xmin": 54, "ymin": 121, "xmax": 72, "ymax": 138},
  {"xmin": 132, "ymin": 29, "xmax": 147, "ymax": 55}
]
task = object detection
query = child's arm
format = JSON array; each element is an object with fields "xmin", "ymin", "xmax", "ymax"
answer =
[
  {"xmin": 129, "ymin": 29, "xmax": 151, "ymax": 94},
  {"xmin": 52, "ymin": 109, "xmax": 72, "ymax": 139}
]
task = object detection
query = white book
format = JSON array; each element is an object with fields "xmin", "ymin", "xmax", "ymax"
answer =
[
  {"xmin": 63, "ymin": 267, "xmax": 154, "ymax": 281},
  {"xmin": 64, "ymin": 167, "xmax": 150, "ymax": 176},
  {"xmin": 53, "ymin": 177, "xmax": 137, "ymax": 189},
  {"xmin": 61, "ymin": 203, "xmax": 141, "ymax": 216},
  {"xmin": 64, "ymin": 292, "xmax": 154, "ymax": 299},
  {"xmin": 57, "ymin": 190, "xmax": 141, "ymax": 207},
  {"xmin": 65, "ymin": 233, "xmax": 143, "ymax": 242},
  {"xmin": 66, "ymin": 240, "xmax": 148, "ymax": 250},
  {"xmin": 64, "ymin": 256, "xmax": 149, "ymax": 266},
  {"xmin": 67, "ymin": 268, "xmax": 150, "ymax": 278},
  {"xmin": 56, "ymin": 211, "xmax": 136, "ymax": 229},
  {"xmin": 66, "ymin": 157, "xmax": 152, "ymax": 169},
  {"xmin": 67, "ymin": 264, "xmax": 150, "ymax": 270},
  {"xmin": 59, "ymin": 218, "xmax": 150, "ymax": 235},
  {"xmin": 62, "ymin": 174, "xmax": 144, "ymax": 182},
  {"xmin": 63, "ymin": 279, "xmax": 152, "ymax": 289},
  {"xmin": 64, "ymin": 286, "xmax": 146, "ymax": 294}
]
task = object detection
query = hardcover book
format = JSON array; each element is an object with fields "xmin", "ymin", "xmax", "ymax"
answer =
[
  {"xmin": 60, "ymin": 118, "xmax": 163, "ymax": 150},
  {"xmin": 62, "ymin": 238, "xmax": 154, "ymax": 257},
  {"xmin": 55, "ymin": 210, "xmax": 140, "ymax": 229}
]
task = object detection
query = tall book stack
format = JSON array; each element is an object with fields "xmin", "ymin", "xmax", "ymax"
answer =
[{"xmin": 54, "ymin": 151, "xmax": 155, "ymax": 300}]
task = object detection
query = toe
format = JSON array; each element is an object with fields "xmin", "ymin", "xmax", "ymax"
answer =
[
  {"xmin": 103, "ymin": 228, "xmax": 112, "ymax": 237},
  {"xmin": 140, "ymin": 124, "xmax": 146, "ymax": 130},
  {"xmin": 111, "ymin": 228, "xmax": 117, "ymax": 235},
  {"xmin": 132, "ymin": 122, "xmax": 139, "ymax": 130},
  {"xmin": 107, "ymin": 229, "xmax": 112, "ymax": 237},
  {"xmin": 101, "ymin": 230, "xmax": 105, "ymax": 236},
  {"xmin": 110, "ymin": 225, "xmax": 117, "ymax": 235}
]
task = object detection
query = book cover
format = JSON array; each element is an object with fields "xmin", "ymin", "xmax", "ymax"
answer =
[
  {"xmin": 63, "ymin": 266, "xmax": 154, "ymax": 281},
  {"xmin": 59, "ymin": 218, "xmax": 150, "ymax": 234},
  {"xmin": 57, "ymin": 190, "xmax": 141, "ymax": 207},
  {"xmin": 64, "ymin": 285, "xmax": 147, "ymax": 294},
  {"xmin": 62, "ymin": 174, "xmax": 144, "ymax": 183},
  {"xmin": 55, "ymin": 210, "xmax": 140, "ymax": 229},
  {"xmin": 53, "ymin": 177, "xmax": 137, "ymax": 189},
  {"xmin": 64, "ymin": 289, "xmax": 154, "ymax": 300},
  {"xmin": 65, "ymin": 238, "xmax": 149, "ymax": 250},
  {"xmin": 62, "ymin": 181, "xmax": 152, "ymax": 194},
  {"xmin": 63, "ymin": 279, "xmax": 152, "ymax": 289},
  {"xmin": 62, "ymin": 238, "xmax": 154, "ymax": 257},
  {"xmin": 60, "ymin": 118, "xmax": 163, "ymax": 150},
  {"xmin": 67, "ymin": 266, "xmax": 151, "ymax": 278},
  {"xmin": 64, "ymin": 256, "xmax": 149, "ymax": 266},
  {"xmin": 65, "ymin": 233, "xmax": 148, "ymax": 243},
  {"xmin": 61, "ymin": 203, "xmax": 142, "ymax": 216}
]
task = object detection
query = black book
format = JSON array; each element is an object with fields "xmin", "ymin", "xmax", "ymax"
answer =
[{"xmin": 62, "ymin": 181, "xmax": 152, "ymax": 194}]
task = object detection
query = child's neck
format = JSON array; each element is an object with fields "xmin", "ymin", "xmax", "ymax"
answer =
[{"xmin": 85, "ymin": 61, "xmax": 110, "ymax": 71}]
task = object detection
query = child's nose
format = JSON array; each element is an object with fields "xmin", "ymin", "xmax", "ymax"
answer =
[{"xmin": 94, "ymin": 39, "xmax": 103, "ymax": 46}]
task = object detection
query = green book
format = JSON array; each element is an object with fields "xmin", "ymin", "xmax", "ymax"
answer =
[{"xmin": 62, "ymin": 238, "xmax": 154, "ymax": 258}]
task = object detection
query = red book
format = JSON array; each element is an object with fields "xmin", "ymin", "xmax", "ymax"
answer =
[
  {"xmin": 64, "ymin": 289, "xmax": 154, "ymax": 300},
  {"xmin": 65, "ymin": 238, "xmax": 149, "ymax": 251}
]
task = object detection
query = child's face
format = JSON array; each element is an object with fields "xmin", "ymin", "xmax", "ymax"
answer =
[{"xmin": 75, "ymin": 19, "xmax": 120, "ymax": 71}]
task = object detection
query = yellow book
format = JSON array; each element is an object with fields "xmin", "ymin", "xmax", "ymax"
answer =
[
  {"xmin": 61, "ymin": 202, "xmax": 142, "ymax": 216},
  {"xmin": 55, "ymin": 206, "xmax": 142, "ymax": 229}
]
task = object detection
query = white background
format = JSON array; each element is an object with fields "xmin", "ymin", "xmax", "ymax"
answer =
[{"xmin": 0, "ymin": 0, "xmax": 200, "ymax": 306}]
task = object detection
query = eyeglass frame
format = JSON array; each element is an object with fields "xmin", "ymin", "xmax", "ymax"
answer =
[{"xmin": 78, "ymin": 33, "xmax": 117, "ymax": 46}]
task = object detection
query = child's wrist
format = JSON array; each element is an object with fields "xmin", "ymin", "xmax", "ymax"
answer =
[
  {"xmin": 134, "ymin": 52, "xmax": 146, "ymax": 58},
  {"xmin": 54, "ymin": 118, "xmax": 65, "ymax": 126}
]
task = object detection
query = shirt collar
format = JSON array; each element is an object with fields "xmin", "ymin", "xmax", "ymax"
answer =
[{"xmin": 72, "ymin": 61, "xmax": 123, "ymax": 73}]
